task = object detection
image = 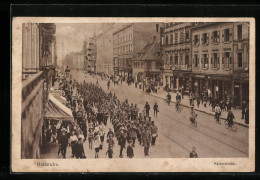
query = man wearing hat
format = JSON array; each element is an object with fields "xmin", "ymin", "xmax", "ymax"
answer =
[
  {"xmin": 59, "ymin": 128, "xmax": 68, "ymax": 159},
  {"xmin": 142, "ymin": 126, "xmax": 151, "ymax": 156},
  {"xmin": 153, "ymin": 102, "xmax": 159, "ymax": 117},
  {"xmin": 127, "ymin": 139, "xmax": 134, "ymax": 158},
  {"xmin": 118, "ymin": 128, "xmax": 127, "ymax": 158},
  {"xmin": 144, "ymin": 102, "xmax": 150, "ymax": 117}
]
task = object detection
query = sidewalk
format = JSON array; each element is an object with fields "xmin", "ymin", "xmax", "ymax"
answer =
[{"xmin": 117, "ymin": 80, "xmax": 249, "ymax": 128}]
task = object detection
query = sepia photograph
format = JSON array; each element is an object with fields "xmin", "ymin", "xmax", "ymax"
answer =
[{"xmin": 12, "ymin": 17, "xmax": 255, "ymax": 172}]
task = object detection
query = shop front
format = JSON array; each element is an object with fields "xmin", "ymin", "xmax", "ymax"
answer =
[{"xmin": 232, "ymin": 71, "xmax": 249, "ymax": 107}]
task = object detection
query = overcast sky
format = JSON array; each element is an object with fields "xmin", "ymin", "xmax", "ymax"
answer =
[
  {"xmin": 56, "ymin": 23, "xmax": 129, "ymax": 66},
  {"xmin": 56, "ymin": 23, "xmax": 103, "ymax": 65}
]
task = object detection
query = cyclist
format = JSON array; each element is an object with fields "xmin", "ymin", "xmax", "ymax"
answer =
[
  {"xmin": 214, "ymin": 104, "xmax": 221, "ymax": 124},
  {"xmin": 166, "ymin": 92, "xmax": 171, "ymax": 105},
  {"xmin": 227, "ymin": 110, "xmax": 235, "ymax": 127},
  {"xmin": 189, "ymin": 106, "xmax": 197, "ymax": 125}
]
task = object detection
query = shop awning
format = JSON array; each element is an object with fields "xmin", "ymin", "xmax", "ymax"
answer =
[{"xmin": 45, "ymin": 94, "xmax": 74, "ymax": 121}]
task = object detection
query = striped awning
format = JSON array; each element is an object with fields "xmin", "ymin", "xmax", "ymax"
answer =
[{"xmin": 45, "ymin": 94, "xmax": 73, "ymax": 121}]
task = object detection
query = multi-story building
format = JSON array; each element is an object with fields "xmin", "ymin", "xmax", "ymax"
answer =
[
  {"xmin": 190, "ymin": 22, "xmax": 249, "ymax": 106},
  {"xmin": 232, "ymin": 22, "xmax": 250, "ymax": 107},
  {"xmin": 85, "ymin": 36, "xmax": 97, "ymax": 72},
  {"xmin": 132, "ymin": 36, "xmax": 163, "ymax": 85},
  {"xmin": 113, "ymin": 23, "xmax": 159, "ymax": 79},
  {"xmin": 161, "ymin": 22, "xmax": 193, "ymax": 94},
  {"xmin": 22, "ymin": 23, "xmax": 57, "ymax": 158},
  {"xmin": 96, "ymin": 24, "xmax": 114, "ymax": 75}
]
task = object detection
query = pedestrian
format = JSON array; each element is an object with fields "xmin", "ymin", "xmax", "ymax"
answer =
[
  {"xmin": 153, "ymin": 102, "xmax": 159, "ymax": 117},
  {"xmin": 196, "ymin": 95, "xmax": 200, "ymax": 108},
  {"xmin": 106, "ymin": 145, "xmax": 113, "ymax": 158},
  {"xmin": 106, "ymin": 134, "xmax": 115, "ymax": 149},
  {"xmin": 150, "ymin": 121, "xmax": 158, "ymax": 146},
  {"xmin": 190, "ymin": 147, "xmax": 198, "ymax": 158},
  {"xmin": 127, "ymin": 140, "xmax": 134, "ymax": 158},
  {"xmin": 118, "ymin": 128, "xmax": 127, "ymax": 158},
  {"xmin": 88, "ymin": 129, "xmax": 94, "ymax": 150},
  {"xmin": 69, "ymin": 131, "xmax": 78, "ymax": 158},
  {"xmin": 203, "ymin": 96, "xmax": 207, "ymax": 107},
  {"xmin": 245, "ymin": 106, "xmax": 249, "ymax": 124},
  {"xmin": 241, "ymin": 100, "xmax": 247, "ymax": 119},
  {"xmin": 189, "ymin": 93, "xmax": 193, "ymax": 106},
  {"xmin": 59, "ymin": 128, "xmax": 68, "ymax": 159},
  {"xmin": 75, "ymin": 137, "xmax": 86, "ymax": 159},
  {"xmin": 94, "ymin": 132, "xmax": 101, "ymax": 158},
  {"xmin": 142, "ymin": 126, "xmax": 151, "ymax": 156},
  {"xmin": 144, "ymin": 102, "xmax": 150, "ymax": 117},
  {"xmin": 128, "ymin": 127, "xmax": 137, "ymax": 147}
]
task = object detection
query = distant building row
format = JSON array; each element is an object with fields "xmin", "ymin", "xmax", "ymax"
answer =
[{"xmin": 92, "ymin": 22, "xmax": 250, "ymax": 107}]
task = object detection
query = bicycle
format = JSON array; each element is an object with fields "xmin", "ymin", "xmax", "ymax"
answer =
[
  {"xmin": 224, "ymin": 119, "xmax": 237, "ymax": 132},
  {"xmin": 190, "ymin": 114, "xmax": 198, "ymax": 127},
  {"xmin": 215, "ymin": 112, "xmax": 221, "ymax": 124},
  {"xmin": 175, "ymin": 101, "xmax": 181, "ymax": 112},
  {"xmin": 164, "ymin": 98, "xmax": 170, "ymax": 106}
]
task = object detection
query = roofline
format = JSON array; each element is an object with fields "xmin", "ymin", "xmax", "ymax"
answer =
[{"xmin": 113, "ymin": 24, "xmax": 132, "ymax": 35}]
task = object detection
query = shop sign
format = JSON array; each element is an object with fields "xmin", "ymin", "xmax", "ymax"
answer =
[
  {"xmin": 234, "ymin": 85, "xmax": 240, "ymax": 88},
  {"xmin": 194, "ymin": 75, "xmax": 205, "ymax": 78}
]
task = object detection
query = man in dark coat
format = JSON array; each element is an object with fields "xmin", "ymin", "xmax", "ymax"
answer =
[
  {"xmin": 144, "ymin": 102, "xmax": 150, "ymax": 117},
  {"xmin": 241, "ymin": 100, "xmax": 247, "ymax": 119},
  {"xmin": 142, "ymin": 126, "xmax": 151, "ymax": 156},
  {"xmin": 190, "ymin": 147, "xmax": 198, "ymax": 158},
  {"xmin": 59, "ymin": 129, "xmax": 68, "ymax": 159},
  {"xmin": 127, "ymin": 140, "xmax": 134, "ymax": 158}
]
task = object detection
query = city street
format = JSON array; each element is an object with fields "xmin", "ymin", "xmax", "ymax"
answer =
[
  {"xmin": 65, "ymin": 70, "xmax": 248, "ymax": 158},
  {"xmin": 41, "ymin": 70, "xmax": 249, "ymax": 159}
]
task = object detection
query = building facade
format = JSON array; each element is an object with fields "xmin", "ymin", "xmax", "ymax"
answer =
[
  {"xmin": 161, "ymin": 22, "xmax": 193, "ymax": 94},
  {"xmin": 132, "ymin": 36, "xmax": 163, "ymax": 85},
  {"xmin": 190, "ymin": 22, "xmax": 249, "ymax": 107},
  {"xmin": 22, "ymin": 23, "xmax": 56, "ymax": 158},
  {"xmin": 113, "ymin": 23, "xmax": 160, "ymax": 79},
  {"xmin": 96, "ymin": 24, "xmax": 114, "ymax": 75}
]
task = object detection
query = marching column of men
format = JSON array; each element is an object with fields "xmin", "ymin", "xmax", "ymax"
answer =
[{"xmin": 54, "ymin": 76, "xmax": 159, "ymax": 158}]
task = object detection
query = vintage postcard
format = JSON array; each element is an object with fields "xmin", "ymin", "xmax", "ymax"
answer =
[{"xmin": 11, "ymin": 17, "xmax": 255, "ymax": 172}]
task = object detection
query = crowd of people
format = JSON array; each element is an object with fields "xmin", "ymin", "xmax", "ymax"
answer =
[{"xmin": 44, "ymin": 74, "xmax": 159, "ymax": 159}]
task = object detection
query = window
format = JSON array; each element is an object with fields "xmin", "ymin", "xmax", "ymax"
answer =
[
  {"xmin": 194, "ymin": 54, "xmax": 199, "ymax": 67},
  {"xmin": 147, "ymin": 62, "xmax": 152, "ymax": 69},
  {"xmin": 156, "ymin": 24, "xmax": 159, "ymax": 33},
  {"xmin": 202, "ymin": 33, "xmax": 208, "ymax": 45},
  {"xmin": 212, "ymin": 53, "xmax": 219, "ymax": 68},
  {"xmin": 180, "ymin": 31, "xmax": 184, "ymax": 43},
  {"xmin": 185, "ymin": 55, "xmax": 189, "ymax": 65},
  {"xmin": 174, "ymin": 56, "xmax": 178, "ymax": 65},
  {"xmin": 212, "ymin": 31, "xmax": 220, "ymax": 44},
  {"xmin": 238, "ymin": 52, "xmax": 242, "ymax": 67},
  {"xmin": 170, "ymin": 34, "xmax": 173, "ymax": 44},
  {"xmin": 224, "ymin": 52, "xmax": 231, "ymax": 68},
  {"xmin": 175, "ymin": 32, "xmax": 178, "ymax": 44},
  {"xmin": 237, "ymin": 24, "xmax": 242, "ymax": 40},
  {"xmin": 203, "ymin": 54, "xmax": 209, "ymax": 68},
  {"xmin": 194, "ymin": 35, "xmax": 200, "ymax": 46},
  {"xmin": 224, "ymin": 29, "xmax": 230, "ymax": 42},
  {"xmin": 170, "ymin": 56, "xmax": 173, "ymax": 65},
  {"xmin": 185, "ymin": 32, "xmax": 189, "ymax": 42},
  {"xmin": 166, "ymin": 35, "xmax": 169, "ymax": 45}
]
